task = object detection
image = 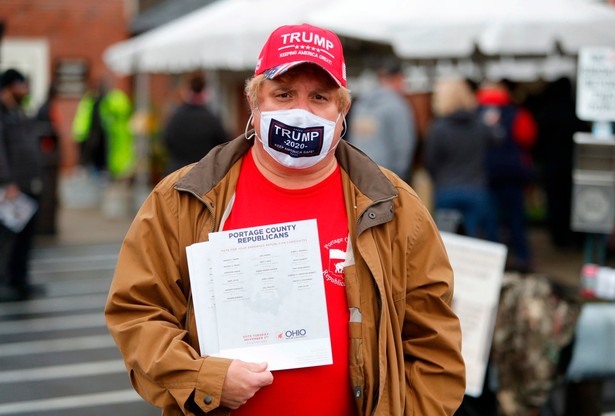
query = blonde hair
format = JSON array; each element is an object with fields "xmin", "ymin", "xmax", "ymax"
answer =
[
  {"xmin": 244, "ymin": 67, "xmax": 351, "ymax": 113},
  {"xmin": 431, "ymin": 78, "xmax": 477, "ymax": 117}
]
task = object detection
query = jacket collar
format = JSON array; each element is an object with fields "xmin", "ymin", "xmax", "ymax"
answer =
[
  {"xmin": 175, "ymin": 132, "xmax": 398, "ymax": 208},
  {"xmin": 174, "ymin": 132, "xmax": 252, "ymax": 198},
  {"xmin": 335, "ymin": 139, "xmax": 397, "ymax": 204}
]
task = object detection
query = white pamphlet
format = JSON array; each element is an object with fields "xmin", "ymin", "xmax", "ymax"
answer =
[
  {"xmin": 0, "ymin": 188, "xmax": 38, "ymax": 233},
  {"xmin": 186, "ymin": 242, "xmax": 219, "ymax": 355},
  {"xmin": 187, "ymin": 219, "xmax": 332, "ymax": 371}
]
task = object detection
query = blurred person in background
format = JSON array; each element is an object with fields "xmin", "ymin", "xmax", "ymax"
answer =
[
  {"xmin": 106, "ymin": 23, "xmax": 465, "ymax": 415},
  {"xmin": 477, "ymin": 81, "xmax": 538, "ymax": 273},
  {"xmin": 162, "ymin": 71, "xmax": 229, "ymax": 175},
  {"xmin": 424, "ymin": 77, "xmax": 498, "ymax": 240},
  {"xmin": 0, "ymin": 68, "xmax": 44, "ymax": 301},
  {"xmin": 348, "ymin": 59, "xmax": 417, "ymax": 183},
  {"xmin": 532, "ymin": 77, "xmax": 590, "ymax": 249},
  {"xmin": 35, "ymin": 82, "xmax": 62, "ymax": 235},
  {"xmin": 72, "ymin": 76, "xmax": 135, "ymax": 181}
]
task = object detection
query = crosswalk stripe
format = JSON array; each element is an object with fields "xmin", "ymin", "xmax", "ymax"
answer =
[
  {"xmin": 0, "ymin": 359, "xmax": 126, "ymax": 383},
  {"xmin": 0, "ymin": 389, "xmax": 142, "ymax": 414},
  {"xmin": 0, "ymin": 294, "xmax": 106, "ymax": 316},
  {"xmin": 0, "ymin": 313, "xmax": 104, "ymax": 335},
  {"xmin": 0, "ymin": 335, "xmax": 115, "ymax": 357},
  {"xmin": 31, "ymin": 253, "xmax": 118, "ymax": 265},
  {"xmin": 30, "ymin": 261, "xmax": 117, "ymax": 274},
  {"xmin": 41, "ymin": 276, "xmax": 111, "ymax": 295},
  {"xmin": 29, "ymin": 252, "xmax": 119, "ymax": 275},
  {"xmin": 31, "ymin": 243, "xmax": 121, "ymax": 259}
]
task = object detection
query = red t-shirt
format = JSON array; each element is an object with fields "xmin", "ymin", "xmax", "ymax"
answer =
[{"xmin": 225, "ymin": 150, "xmax": 355, "ymax": 415}]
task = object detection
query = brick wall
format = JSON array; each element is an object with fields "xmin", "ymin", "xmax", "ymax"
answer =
[{"xmin": 0, "ymin": 0, "xmax": 132, "ymax": 169}]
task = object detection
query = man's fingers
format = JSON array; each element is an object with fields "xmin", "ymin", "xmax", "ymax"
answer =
[
  {"xmin": 245, "ymin": 361, "xmax": 268, "ymax": 373},
  {"xmin": 244, "ymin": 361, "xmax": 274, "ymax": 386}
]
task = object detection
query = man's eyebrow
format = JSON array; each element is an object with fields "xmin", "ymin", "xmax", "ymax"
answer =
[
  {"xmin": 269, "ymin": 84, "xmax": 294, "ymax": 94},
  {"xmin": 312, "ymin": 87, "xmax": 335, "ymax": 95}
]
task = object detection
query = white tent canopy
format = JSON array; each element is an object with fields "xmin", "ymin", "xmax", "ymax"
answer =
[
  {"xmin": 104, "ymin": 0, "xmax": 331, "ymax": 74},
  {"xmin": 105, "ymin": 0, "xmax": 615, "ymax": 75},
  {"xmin": 309, "ymin": 0, "xmax": 615, "ymax": 59}
]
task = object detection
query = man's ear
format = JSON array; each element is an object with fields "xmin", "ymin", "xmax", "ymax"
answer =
[
  {"xmin": 246, "ymin": 92, "xmax": 257, "ymax": 113},
  {"xmin": 343, "ymin": 101, "xmax": 351, "ymax": 117}
]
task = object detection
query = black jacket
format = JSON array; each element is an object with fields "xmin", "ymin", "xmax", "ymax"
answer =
[
  {"xmin": 162, "ymin": 103, "xmax": 228, "ymax": 174},
  {"xmin": 0, "ymin": 103, "xmax": 43, "ymax": 194}
]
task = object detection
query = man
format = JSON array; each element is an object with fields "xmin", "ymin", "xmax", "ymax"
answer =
[
  {"xmin": 348, "ymin": 59, "xmax": 417, "ymax": 182},
  {"xmin": 477, "ymin": 81, "xmax": 537, "ymax": 273},
  {"xmin": 36, "ymin": 81, "xmax": 62, "ymax": 235},
  {"xmin": 106, "ymin": 24, "xmax": 465, "ymax": 415},
  {"xmin": 162, "ymin": 71, "xmax": 229, "ymax": 175},
  {"xmin": 72, "ymin": 77, "xmax": 135, "ymax": 180},
  {"xmin": 0, "ymin": 68, "xmax": 43, "ymax": 301}
]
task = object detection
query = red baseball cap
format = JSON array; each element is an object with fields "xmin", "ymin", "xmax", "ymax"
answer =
[{"xmin": 255, "ymin": 23, "xmax": 347, "ymax": 87}]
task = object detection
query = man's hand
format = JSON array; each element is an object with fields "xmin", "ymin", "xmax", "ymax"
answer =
[
  {"xmin": 220, "ymin": 360, "xmax": 273, "ymax": 409},
  {"xmin": 2, "ymin": 183, "xmax": 20, "ymax": 201}
]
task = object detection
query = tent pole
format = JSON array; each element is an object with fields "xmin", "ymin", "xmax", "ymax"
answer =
[{"xmin": 133, "ymin": 71, "xmax": 151, "ymax": 212}]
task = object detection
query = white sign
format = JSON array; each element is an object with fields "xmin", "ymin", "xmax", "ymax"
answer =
[
  {"xmin": 577, "ymin": 47, "xmax": 615, "ymax": 122},
  {"xmin": 187, "ymin": 219, "xmax": 333, "ymax": 371},
  {"xmin": 441, "ymin": 232, "xmax": 507, "ymax": 398}
]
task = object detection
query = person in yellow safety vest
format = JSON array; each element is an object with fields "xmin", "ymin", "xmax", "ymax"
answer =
[{"xmin": 72, "ymin": 81, "xmax": 135, "ymax": 179}]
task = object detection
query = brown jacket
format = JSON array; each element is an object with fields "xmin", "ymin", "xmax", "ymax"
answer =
[{"xmin": 105, "ymin": 134, "xmax": 465, "ymax": 415}]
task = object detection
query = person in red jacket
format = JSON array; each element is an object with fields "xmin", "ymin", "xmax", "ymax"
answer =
[{"xmin": 477, "ymin": 81, "xmax": 537, "ymax": 273}]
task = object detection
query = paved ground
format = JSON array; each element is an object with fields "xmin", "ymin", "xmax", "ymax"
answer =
[
  {"xmin": 0, "ymin": 241, "xmax": 160, "ymax": 415},
  {"xmin": 35, "ymin": 206, "xmax": 134, "ymax": 248}
]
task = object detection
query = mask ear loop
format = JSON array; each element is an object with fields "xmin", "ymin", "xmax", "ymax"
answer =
[
  {"xmin": 244, "ymin": 112, "xmax": 255, "ymax": 140},
  {"xmin": 340, "ymin": 114, "xmax": 348, "ymax": 139}
]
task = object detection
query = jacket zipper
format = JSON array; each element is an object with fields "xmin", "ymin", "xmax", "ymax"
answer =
[{"xmin": 356, "ymin": 198, "xmax": 394, "ymax": 415}]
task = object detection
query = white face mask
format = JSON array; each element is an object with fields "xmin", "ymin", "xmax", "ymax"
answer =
[{"xmin": 255, "ymin": 108, "xmax": 341, "ymax": 169}]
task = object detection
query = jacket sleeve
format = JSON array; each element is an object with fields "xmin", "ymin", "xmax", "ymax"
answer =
[
  {"xmin": 423, "ymin": 124, "xmax": 440, "ymax": 180},
  {"xmin": 403, "ymin": 202, "xmax": 466, "ymax": 415},
  {"xmin": 512, "ymin": 108, "xmax": 537, "ymax": 149},
  {"xmin": 104, "ymin": 179, "xmax": 231, "ymax": 415},
  {"xmin": 382, "ymin": 96, "xmax": 416, "ymax": 179},
  {"xmin": 72, "ymin": 95, "xmax": 93, "ymax": 143},
  {"xmin": 0, "ymin": 122, "xmax": 14, "ymax": 185}
]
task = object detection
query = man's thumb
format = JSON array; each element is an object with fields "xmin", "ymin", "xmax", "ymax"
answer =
[{"xmin": 246, "ymin": 362, "xmax": 268, "ymax": 373}]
